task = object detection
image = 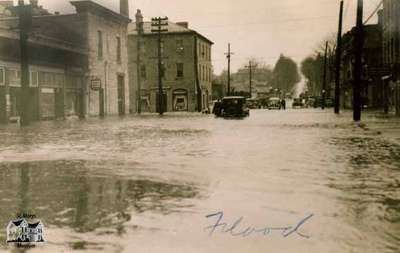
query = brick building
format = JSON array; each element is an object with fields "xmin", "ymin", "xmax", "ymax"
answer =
[
  {"xmin": 382, "ymin": 0, "xmax": 400, "ymax": 114},
  {"xmin": 0, "ymin": 0, "xmax": 130, "ymax": 124},
  {"xmin": 128, "ymin": 10, "xmax": 213, "ymax": 113},
  {"xmin": 340, "ymin": 22, "xmax": 384, "ymax": 109}
]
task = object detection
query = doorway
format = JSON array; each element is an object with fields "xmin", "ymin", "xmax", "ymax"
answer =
[
  {"xmin": 156, "ymin": 92, "xmax": 167, "ymax": 113},
  {"xmin": 99, "ymin": 88, "xmax": 105, "ymax": 117},
  {"xmin": 117, "ymin": 75, "xmax": 125, "ymax": 115}
]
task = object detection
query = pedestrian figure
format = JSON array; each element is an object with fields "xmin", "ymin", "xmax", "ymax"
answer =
[
  {"xmin": 281, "ymin": 99, "xmax": 286, "ymax": 110},
  {"xmin": 212, "ymin": 100, "xmax": 222, "ymax": 117}
]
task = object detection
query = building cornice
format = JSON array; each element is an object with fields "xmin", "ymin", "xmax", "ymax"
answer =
[{"xmin": 70, "ymin": 1, "xmax": 131, "ymax": 24}]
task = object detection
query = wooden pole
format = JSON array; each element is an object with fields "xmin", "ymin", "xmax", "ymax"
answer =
[
  {"xmin": 322, "ymin": 41, "xmax": 328, "ymax": 110},
  {"xmin": 353, "ymin": 0, "xmax": 364, "ymax": 121},
  {"xmin": 151, "ymin": 17, "xmax": 168, "ymax": 115},
  {"xmin": 334, "ymin": 0, "xmax": 344, "ymax": 114},
  {"xmin": 225, "ymin": 44, "xmax": 234, "ymax": 96},
  {"xmin": 18, "ymin": 3, "xmax": 32, "ymax": 126}
]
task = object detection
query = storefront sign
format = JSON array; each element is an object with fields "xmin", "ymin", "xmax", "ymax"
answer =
[
  {"xmin": 91, "ymin": 79, "xmax": 101, "ymax": 91},
  {"xmin": 41, "ymin": 88, "xmax": 54, "ymax": 94}
]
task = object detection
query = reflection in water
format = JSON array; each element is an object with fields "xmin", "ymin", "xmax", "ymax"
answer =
[
  {"xmin": 73, "ymin": 174, "xmax": 89, "ymax": 232},
  {"xmin": 0, "ymin": 159, "xmax": 199, "ymax": 250},
  {"xmin": 18, "ymin": 164, "xmax": 30, "ymax": 217}
]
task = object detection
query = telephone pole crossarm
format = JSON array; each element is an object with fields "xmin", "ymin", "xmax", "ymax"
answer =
[
  {"xmin": 334, "ymin": 0, "xmax": 344, "ymax": 114},
  {"xmin": 225, "ymin": 43, "xmax": 234, "ymax": 96},
  {"xmin": 151, "ymin": 16, "xmax": 169, "ymax": 115},
  {"xmin": 353, "ymin": 0, "xmax": 364, "ymax": 121},
  {"xmin": 16, "ymin": 3, "xmax": 33, "ymax": 126},
  {"xmin": 245, "ymin": 61, "xmax": 257, "ymax": 98}
]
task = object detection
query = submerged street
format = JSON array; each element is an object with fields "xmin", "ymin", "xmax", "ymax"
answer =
[{"xmin": 0, "ymin": 109, "xmax": 399, "ymax": 253}]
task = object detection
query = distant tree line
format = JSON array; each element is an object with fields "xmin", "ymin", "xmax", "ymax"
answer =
[
  {"xmin": 213, "ymin": 55, "xmax": 300, "ymax": 98},
  {"xmin": 300, "ymin": 35, "xmax": 336, "ymax": 97},
  {"xmin": 271, "ymin": 54, "xmax": 300, "ymax": 94}
]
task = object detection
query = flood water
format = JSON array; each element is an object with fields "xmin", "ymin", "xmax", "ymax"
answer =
[{"xmin": 0, "ymin": 109, "xmax": 399, "ymax": 253}]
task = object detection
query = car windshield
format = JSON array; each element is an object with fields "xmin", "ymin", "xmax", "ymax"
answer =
[{"xmin": 224, "ymin": 99, "xmax": 240, "ymax": 105}]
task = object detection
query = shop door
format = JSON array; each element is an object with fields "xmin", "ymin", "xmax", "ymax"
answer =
[
  {"xmin": 156, "ymin": 92, "xmax": 167, "ymax": 113},
  {"xmin": 117, "ymin": 75, "xmax": 125, "ymax": 115},
  {"xmin": 99, "ymin": 88, "xmax": 105, "ymax": 117},
  {"xmin": 55, "ymin": 88, "xmax": 64, "ymax": 119},
  {"xmin": 0, "ymin": 87, "xmax": 6, "ymax": 123}
]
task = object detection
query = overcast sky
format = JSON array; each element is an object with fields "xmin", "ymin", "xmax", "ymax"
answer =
[{"xmin": 17, "ymin": 0, "xmax": 381, "ymax": 74}]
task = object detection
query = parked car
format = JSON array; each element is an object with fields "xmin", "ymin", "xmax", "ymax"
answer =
[
  {"xmin": 268, "ymin": 97, "xmax": 281, "ymax": 110},
  {"xmin": 292, "ymin": 98, "xmax": 305, "ymax": 108},
  {"xmin": 214, "ymin": 96, "xmax": 249, "ymax": 118},
  {"xmin": 246, "ymin": 98, "xmax": 260, "ymax": 109},
  {"xmin": 306, "ymin": 97, "xmax": 316, "ymax": 108},
  {"xmin": 212, "ymin": 100, "xmax": 222, "ymax": 117},
  {"xmin": 258, "ymin": 98, "xmax": 269, "ymax": 108},
  {"xmin": 325, "ymin": 98, "xmax": 334, "ymax": 108}
]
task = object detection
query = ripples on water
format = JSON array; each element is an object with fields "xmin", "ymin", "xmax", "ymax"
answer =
[{"xmin": 0, "ymin": 110, "xmax": 399, "ymax": 253}]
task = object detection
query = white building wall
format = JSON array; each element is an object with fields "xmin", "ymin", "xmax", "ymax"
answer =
[{"xmin": 86, "ymin": 12, "xmax": 129, "ymax": 116}]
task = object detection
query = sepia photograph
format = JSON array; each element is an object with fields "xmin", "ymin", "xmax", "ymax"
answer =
[{"xmin": 0, "ymin": 0, "xmax": 399, "ymax": 252}]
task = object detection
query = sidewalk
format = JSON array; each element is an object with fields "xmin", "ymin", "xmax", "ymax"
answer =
[{"xmin": 362, "ymin": 111, "xmax": 400, "ymax": 145}]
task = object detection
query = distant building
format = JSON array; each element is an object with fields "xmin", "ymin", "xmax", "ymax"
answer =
[
  {"xmin": 382, "ymin": 0, "xmax": 400, "ymax": 114},
  {"xmin": 341, "ymin": 21, "xmax": 384, "ymax": 109},
  {"xmin": 0, "ymin": 0, "xmax": 130, "ymax": 124},
  {"xmin": 253, "ymin": 84, "xmax": 273, "ymax": 100},
  {"xmin": 128, "ymin": 10, "xmax": 213, "ymax": 113}
]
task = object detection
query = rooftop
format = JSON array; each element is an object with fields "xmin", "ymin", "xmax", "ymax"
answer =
[
  {"xmin": 0, "ymin": 0, "xmax": 132, "ymax": 54},
  {"xmin": 71, "ymin": 0, "xmax": 131, "ymax": 24},
  {"xmin": 128, "ymin": 21, "xmax": 213, "ymax": 45}
]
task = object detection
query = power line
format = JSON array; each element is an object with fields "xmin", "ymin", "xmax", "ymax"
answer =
[
  {"xmin": 363, "ymin": 0, "xmax": 383, "ymax": 25},
  {"xmin": 344, "ymin": 0, "xmax": 350, "ymax": 20},
  {"xmin": 195, "ymin": 15, "xmax": 351, "ymax": 30},
  {"xmin": 144, "ymin": 0, "xmax": 340, "ymax": 20}
]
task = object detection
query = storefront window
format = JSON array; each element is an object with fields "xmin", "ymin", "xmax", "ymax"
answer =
[
  {"xmin": 8, "ymin": 69, "xmax": 20, "ymax": 87},
  {"xmin": 173, "ymin": 89, "xmax": 188, "ymax": 111},
  {"xmin": 0, "ymin": 67, "xmax": 4, "ymax": 85},
  {"xmin": 140, "ymin": 94, "xmax": 150, "ymax": 112},
  {"xmin": 30, "ymin": 71, "xmax": 38, "ymax": 87},
  {"xmin": 55, "ymin": 74, "xmax": 64, "ymax": 87}
]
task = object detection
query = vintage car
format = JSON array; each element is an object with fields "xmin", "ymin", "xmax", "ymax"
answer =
[
  {"xmin": 214, "ymin": 96, "xmax": 249, "ymax": 118},
  {"xmin": 267, "ymin": 97, "xmax": 282, "ymax": 110},
  {"xmin": 292, "ymin": 98, "xmax": 305, "ymax": 108},
  {"xmin": 246, "ymin": 98, "xmax": 260, "ymax": 109}
]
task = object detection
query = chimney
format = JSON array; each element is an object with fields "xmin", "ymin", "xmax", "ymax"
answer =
[
  {"xmin": 135, "ymin": 9, "xmax": 143, "ymax": 24},
  {"xmin": 135, "ymin": 9, "xmax": 143, "ymax": 33},
  {"xmin": 176, "ymin": 22, "xmax": 189, "ymax": 28},
  {"xmin": 30, "ymin": 0, "xmax": 38, "ymax": 7},
  {"xmin": 120, "ymin": 0, "xmax": 129, "ymax": 18},
  {"xmin": 377, "ymin": 9, "xmax": 383, "ymax": 27}
]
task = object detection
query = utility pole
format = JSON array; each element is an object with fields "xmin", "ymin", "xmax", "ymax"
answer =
[
  {"xmin": 334, "ymin": 0, "xmax": 344, "ymax": 114},
  {"xmin": 225, "ymin": 43, "xmax": 234, "ymax": 96},
  {"xmin": 245, "ymin": 61, "xmax": 257, "ymax": 98},
  {"xmin": 322, "ymin": 41, "xmax": 328, "ymax": 110},
  {"xmin": 17, "ymin": 2, "xmax": 32, "ymax": 126},
  {"xmin": 151, "ymin": 17, "xmax": 168, "ymax": 115},
  {"xmin": 395, "ymin": 2, "xmax": 400, "ymax": 116},
  {"xmin": 136, "ymin": 10, "xmax": 143, "ymax": 114},
  {"xmin": 353, "ymin": 0, "xmax": 364, "ymax": 121}
]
